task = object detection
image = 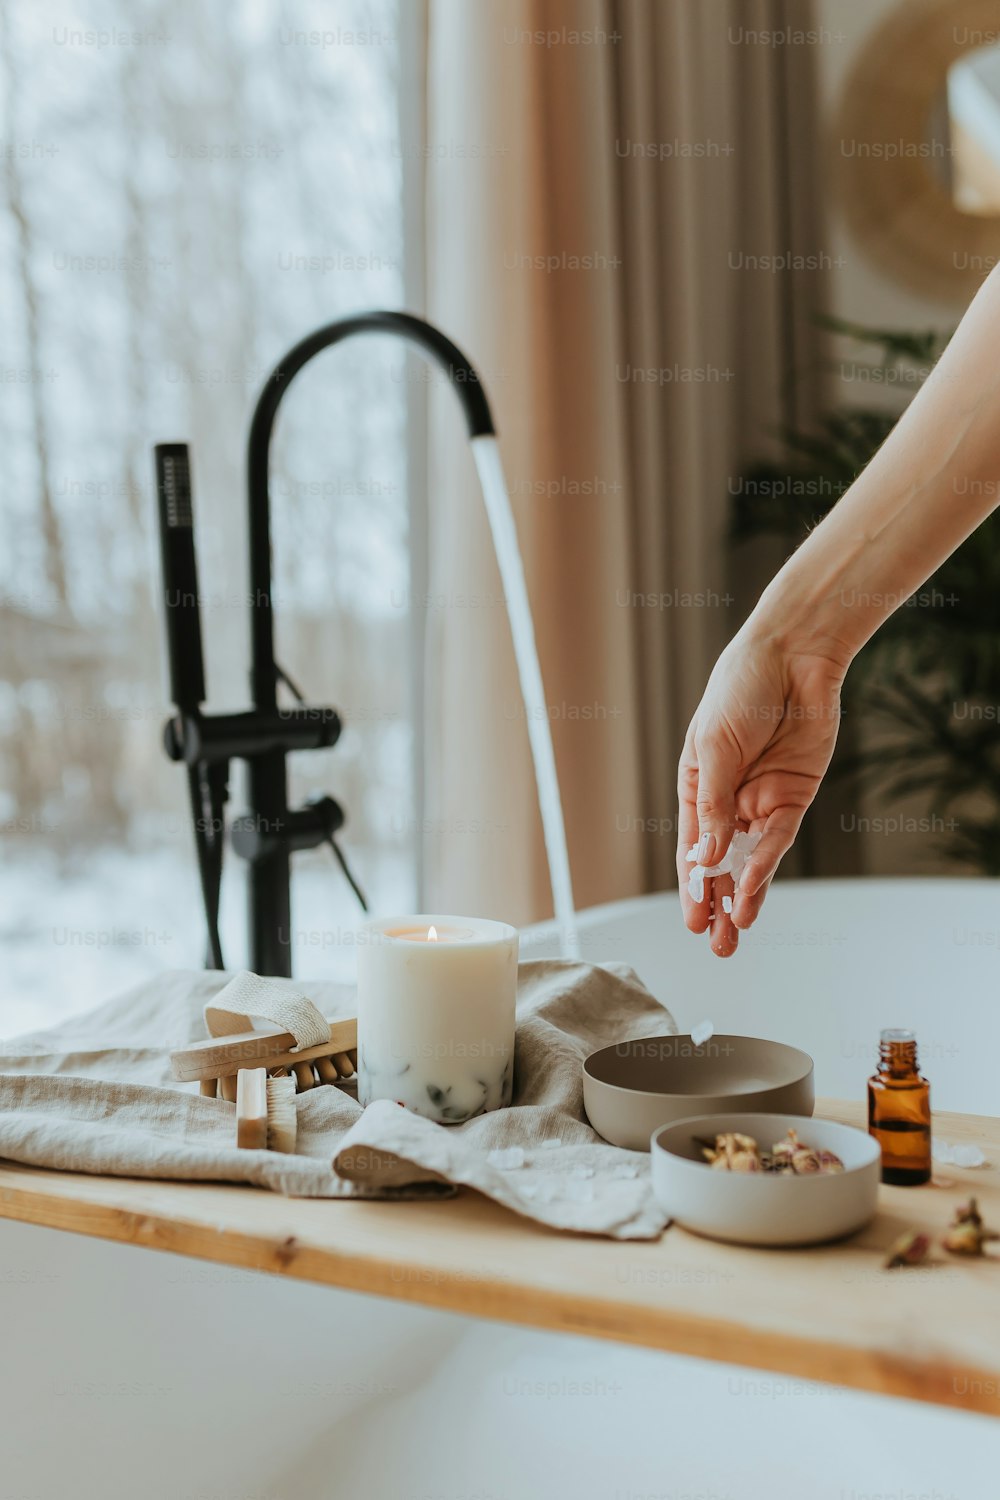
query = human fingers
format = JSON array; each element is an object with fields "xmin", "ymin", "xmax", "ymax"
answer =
[
  {"xmin": 709, "ymin": 871, "xmax": 739, "ymax": 958},
  {"xmin": 730, "ymin": 873, "xmax": 772, "ymax": 931},
  {"xmin": 677, "ymin": 751, "xmax": 712, "ymax": 935},
  {"xmin": 737, "ymin": 809, "xmax": 803, "ymax": 902},
  {"xmin": 693, "ymin": 728, "xmax": 740, "ymax": 871}
]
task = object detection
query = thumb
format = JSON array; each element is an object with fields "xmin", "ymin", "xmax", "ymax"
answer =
[{"xmin": 694, "ymin": 735, "xmax": 739, "ymax": 868}]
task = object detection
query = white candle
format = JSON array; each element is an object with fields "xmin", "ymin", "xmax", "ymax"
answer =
[{"xmin": 357, "ymin": 915, "xmax": 518, "ymax": 1123}]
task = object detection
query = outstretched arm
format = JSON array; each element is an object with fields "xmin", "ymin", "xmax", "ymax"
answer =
[{"xmin": 678, "ymin": 265, "xmax": 1000, "ymax": 956}]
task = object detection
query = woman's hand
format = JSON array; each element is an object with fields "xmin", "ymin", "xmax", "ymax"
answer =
[{"xmin": 676, "ymin": 627, "xmax": 847, "ymax": 956}]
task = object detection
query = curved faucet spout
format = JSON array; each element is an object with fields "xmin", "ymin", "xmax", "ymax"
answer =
[{"xmin": 247, "ymin": 310, "xmax": 495, "ymax": 706}]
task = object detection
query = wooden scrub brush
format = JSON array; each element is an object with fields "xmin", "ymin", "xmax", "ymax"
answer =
[
  {"xmin": 235, "ymin": 1068, "xmax": 298, "ymax": 1154},
  {"xmin": 172, "ymin": 1015, "xmax": 358, "ymax": 1100},
  {"xmin": 170, "ymin": 969, "xmax": 358, "ymax": 1102}
]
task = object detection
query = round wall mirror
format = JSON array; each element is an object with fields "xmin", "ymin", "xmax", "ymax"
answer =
[{"xmin": 836, "ymin": 0, "xmax": 1000, "ymax": 301}]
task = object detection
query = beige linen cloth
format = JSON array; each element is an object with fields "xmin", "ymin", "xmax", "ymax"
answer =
[{"xmin": 0, "ymin": 961, "xmax": 676, "ymax": 1239}]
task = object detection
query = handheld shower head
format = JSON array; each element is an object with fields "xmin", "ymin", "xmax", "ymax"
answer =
[{"xmin": 154, "ymin": 443, "xmax": 205, "ymax": 715}]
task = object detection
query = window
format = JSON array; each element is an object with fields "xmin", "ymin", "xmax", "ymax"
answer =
[{"xmin": 0, "ymin": 0, "xmax": 417, "ymax": 1028}]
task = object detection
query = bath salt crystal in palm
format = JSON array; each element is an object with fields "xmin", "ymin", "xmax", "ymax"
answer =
[{"xmin": 686, "ymin": 830, "xmax": 762, "ymax": 904}]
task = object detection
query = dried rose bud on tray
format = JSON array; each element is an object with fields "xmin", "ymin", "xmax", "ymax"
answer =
[
  {"xmin": 884, "ymin": 1229, "xmax": 932, "ymax": 1269},
  {"xmin": 883, "ymin": 1200, "xmax": 999, "ymax": 1268},
  {"xmin": 699, "ymin": 1127, "xmax": 845, "ymax": 1176},
  {"xmin": 942, "ymin": 1198, "xmax": 999, "ymax": 1257}
]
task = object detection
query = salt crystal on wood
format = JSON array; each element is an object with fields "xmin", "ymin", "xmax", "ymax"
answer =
[{"xmin": 952, "ymin": 1144, "xmax": 986, "ymax": 1168}]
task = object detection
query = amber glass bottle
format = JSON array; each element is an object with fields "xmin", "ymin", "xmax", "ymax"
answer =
[{"xmin": 867, "ymin": 1029, "xmax": 931, "ymax": 1186}]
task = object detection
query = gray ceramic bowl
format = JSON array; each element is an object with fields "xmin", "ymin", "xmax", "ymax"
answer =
[
  {"xmin": 651, "ymin": 1112, "xmax": 880, "ymax": 1246},
  {"xmin": 582, "ymin": 1034, "xmax": 814, "ymax": 1151}
]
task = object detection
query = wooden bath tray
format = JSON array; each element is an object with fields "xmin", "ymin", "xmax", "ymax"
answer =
[{"xmin": 1, "ymin": 1099, "xmax": 998, "ymax": 1417}]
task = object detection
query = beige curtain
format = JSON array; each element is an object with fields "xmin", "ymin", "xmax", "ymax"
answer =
[{"xmin": 422, "ymin": 0, "xmax": 826, "ymax": 926}]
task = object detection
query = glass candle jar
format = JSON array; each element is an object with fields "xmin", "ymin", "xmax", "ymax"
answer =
[{"xmin": 357, "ymin": 915, "xmax": 518, "ymax": 1123}]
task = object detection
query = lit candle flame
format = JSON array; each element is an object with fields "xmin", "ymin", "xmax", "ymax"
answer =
[{"xmin": 428, "ymin": 924, "xmax": 438, "ymax": 942}]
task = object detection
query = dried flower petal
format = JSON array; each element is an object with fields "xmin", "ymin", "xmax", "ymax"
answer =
[
  {"xmin": 724, "ymin": 1132, "xmax": 759, "ymax": 1153},
  {"xmin": 700, "ymin": 1127, "xmax": 843, "ymax": 1175},
  {"xmin": 771, "ymin": 1129, "xmax": 800, "ymax": 1166},
  {"xmin": 769, "ymin": 1128, "xmax": 844, "ymax": 1176},
  {"xmin": 943, "ymin": 1222, "xmax": 985, "ymax": 1256},
  {"xmin": 884, "ymin": 1230, "xmax": 931, "ymax": 1269},
  {"xmin": 703, "ymin": 1131, "xmax": 762, "ymax": 1171},
  {"xmin": 942, "ymin": 1197, "xmax": 999, "ymax": 1257}
]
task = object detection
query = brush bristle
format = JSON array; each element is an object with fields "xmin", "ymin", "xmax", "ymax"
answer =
[{"xmin": 266, "ymin": 1076, "xmax": 297, "ymax": 1154}]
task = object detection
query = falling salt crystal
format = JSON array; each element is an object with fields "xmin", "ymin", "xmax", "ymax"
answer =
[
  {"xmin": 488, "ymin": 1146, "xmax": 525, "ymax": 1170},
  {"xmin": 612, "ymin": 1163, "xmax": 638, "ymax": 1180},
  {"xmin": 570, "ymin": 1165, "xmax": 595, "ymax": 1179},
  {"xmin": 952, "ymin": 1144, "xmax": 987, "ymax": 1168},
  {"xmin": 540, "ymin": 1137, "xmax": 562, "ymax": 1150},
  {"xmin": 721, "ymin": 896, "xmax": 733, "ymax": 915},
  {"xmin": 691, "ymin": 1020, "xmax": 714, "ymax": 1047}
]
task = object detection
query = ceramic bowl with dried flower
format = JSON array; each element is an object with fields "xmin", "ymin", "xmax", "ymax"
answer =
[{"xmin": 651, "ymin": 1112, "xmax": 880, "ymax": 1247}]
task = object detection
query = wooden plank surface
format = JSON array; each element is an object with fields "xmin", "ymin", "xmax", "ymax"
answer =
[{"xmin": 1, "ymin": 1099, "xmax": 998, "ymax": 1416}]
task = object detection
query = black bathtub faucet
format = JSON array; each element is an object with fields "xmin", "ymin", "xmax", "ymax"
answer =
[{"xmin": 155, "ymin": 311, "xmax": 496, "ymax": 976}]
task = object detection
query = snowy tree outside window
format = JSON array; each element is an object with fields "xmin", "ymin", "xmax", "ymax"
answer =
[{"xmin": 0, "ymin": 0, "xmax": 415, "ymax": 1028}]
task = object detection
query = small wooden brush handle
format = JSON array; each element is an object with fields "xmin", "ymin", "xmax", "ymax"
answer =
[
  {"xmin": 171, "ymin": 1018, "xmax": 358, "ymax": 1082},
  {"xmin": 236, "ymin": 1069, "xmax": 268, "ymax": 1149}
]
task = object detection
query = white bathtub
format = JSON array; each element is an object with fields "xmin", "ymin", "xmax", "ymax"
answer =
[
  {"xmin": 524, "ymin": 878, "xmax": 1000, "ymax": 1114},
  {"xmin": 2, "ymin": 879, "xmax": 998, "ymax": 1498}
]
